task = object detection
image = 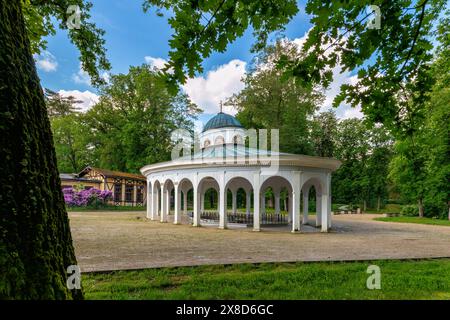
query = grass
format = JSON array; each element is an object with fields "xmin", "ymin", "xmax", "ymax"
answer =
[
  {"xmin": 67, "ymin": 205, "xmax": 145, "ymax": 212},
  {"xmin": 83, "ymin": 259, "xmax": 450, "ymax": 300},
  {"xmin": 374, "ymin": 216, "xmax": 450, "ymax": 226}
]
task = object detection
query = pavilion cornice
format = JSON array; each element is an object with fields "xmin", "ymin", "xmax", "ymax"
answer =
[{"xmin": 140, "ymin": 155, "xmax": 341, "ymax": 176}]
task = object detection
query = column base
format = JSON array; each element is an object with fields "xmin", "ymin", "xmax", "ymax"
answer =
[
  {"xmin": 291, "ymin": 229, "xmax": 300, "ymax": 233},
  {"xmin": 252, "ymin": 228, "xmax": 261, "ymax": 232},
  {"xmin": 218, "ymin": 226, "xmax": 228, "ymax": 230}
]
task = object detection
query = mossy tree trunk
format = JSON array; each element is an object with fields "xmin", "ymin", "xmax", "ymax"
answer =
[{"xmin": 0, "ymin": 1, "xmax": 82, "ymax": 299}]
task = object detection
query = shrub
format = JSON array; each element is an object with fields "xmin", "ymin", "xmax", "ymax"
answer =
[
  {"xmin": 63, "ymin": 187, "xmax": 112, "ymax": 208},
  {"xmin": 400, "ymin": 204, "xmax": 419, "ymax": 217}
]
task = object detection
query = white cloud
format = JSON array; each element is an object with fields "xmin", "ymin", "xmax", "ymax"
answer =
[
  {"xmin": 58, "ymin": 89, "xmax": 99, "ymax": 112},
  {"xmin": 72, "ymin": 63, "xmax": 110, "ymax": 86},
  {"xmin": 72, "ymin": 63, "xmax": 91, "ymax": 85},
  {"xmin": 182, "ymin": 59, "xmax": 246, "ymax": 115},
  {"xmin": 145, "ymin": 56, "xmax": 168, "ymax": 69},
  {"xmin": 34, "ymin": 51, "xmax": 58, "ymax": 72}
]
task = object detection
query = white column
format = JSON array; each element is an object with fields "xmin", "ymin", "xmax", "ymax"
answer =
[
  {"xmin": 321, "ymin": 194, "xmax": 329, "ymax": 232},
  {"xmin": 183, "ymin": 190, "xmax": 188, "ymax": 215},
  {"xmin": 291, "ymin": 171, "xmax": 301, "ymax": 232},
  {"xmin": 253, "ymin": 174, "xmax": 261, "ymax": 231},
  {"xmin": 288, "ymin": 195, "xmax": 292, "ymax": 223},
  {"xmin": 291, "ymin": 190, "xmax": 300, "ymax": 232},
  {"xmin": 316, "ymin": 194, "xmax": 322, "ymax": 227},
  {"xmin": 160, "ymin": 185, "xmax": 167, "ymax": 222},
  {"xmin": 193, "ymin": 184, "xmax": 200, "ymax": 227},
  {"xmin": 174, "ymin": 184, "xmax": 181, "ymax": 224},
  {"xmin": 302, "ymin": 193, "xmax": 309, "ymax": 225},
  {"xmin": 231, "ymin": 189, "xmax": 237, "ymax": 214},
  {"xmin": 219, "ymin": 185, "xmax": 227, "ymax": 229},
  {"xmin": 246, "ymin": 191, "xmax": 251, "ymax": 215},
  {"xmin": 146, "ymin": 181, "xmax": 152, "ymax": 219}
]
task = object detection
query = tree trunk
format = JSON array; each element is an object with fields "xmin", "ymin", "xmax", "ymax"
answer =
[
  {"xmin": 418, "ymin": 198, "xmax": 424, "ymax": 218},
  {"xmin": 377, "ymin": 196, "xmax": 381, "ymax": 211},
  {"xmin": 363, "ymin": 200, "xmax": 367, "ymax": 212},
  {"xmin": 0, "ymin": 2, "xmax": 81, "ymax": 299}
]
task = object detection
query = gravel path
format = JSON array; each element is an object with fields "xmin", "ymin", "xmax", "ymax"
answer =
[{"xmin": 69, "ymin": 211, "xmax": 450, "ymax": 272}]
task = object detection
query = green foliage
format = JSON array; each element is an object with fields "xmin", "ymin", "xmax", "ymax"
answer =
[
  {"xmin": 22, "ymin": 0, "xmax": 110, "ymax": 85},
  {"xmin": 51, "ymin": 114, "xmax": 94, "ymax": 173},
  {"xmin": 310, "ymin": 110, "xmax": 338, "ymax": 157},
  {"xmin": 400, "ymin": 204, "xmax": 419, "ymax": 216},
  {"xmin": 388, "ymin": 17, "xmax": 450, "ymax": 218},
  {"xmin": 45, "ymin": 88, "xmax": 82, "ymax": 118},
  {"xmin": 79, "ymin": 65, "xmax": 200, "ymax": 172},
  {"xmin": 230, "ymin": 40, "xmax": 323, "ymax": 155}
]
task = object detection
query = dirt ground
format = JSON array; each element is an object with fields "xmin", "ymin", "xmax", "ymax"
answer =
[{"xmin": 69, "ymin": 211, "xmax": 450, "ymax": 272}]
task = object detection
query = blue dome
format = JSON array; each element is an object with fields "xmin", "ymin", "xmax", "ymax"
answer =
[{"xmin": 202, "ymin": 112, "xmax": 243, "ymax": 132}]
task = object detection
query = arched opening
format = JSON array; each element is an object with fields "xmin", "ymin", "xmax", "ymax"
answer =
[
  {"xmin": 301, "ymin": 178, "xmax": 324, "ymax": 227},
  {"xmin": 161, "ymin": 179, "xmax": 174, "ymax": 222},
  {"xmin": 203, "ymin": 139, "xmax": 211, "ymax": 148},
  {"xmin": 260, "ymin": 176, "xmax": 293, "ymax": 225},
  {"xmin": 197, "ymin": 176, "xmax": 220, "ymax": 222},
  {"xmin": 152, "ymin": 180, "xmax": 161, "ymax": 220},
  {"xmin": 179, "ymin": 178, "xmax": 194, "ymax": 218}
]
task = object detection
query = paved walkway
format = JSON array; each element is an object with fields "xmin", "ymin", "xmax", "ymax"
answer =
[{"xmin": 69, "ymin": 211, "xmax": 450, "ymax": 272}]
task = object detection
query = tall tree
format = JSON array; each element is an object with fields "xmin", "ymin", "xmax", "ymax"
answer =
[
  {"xmin": 83, "ymin": 65, "xmax": 201, "ymax": 172},
  {"xmin": 230, "ymin": 40, "xmax": 323, "ymax": 155},
  {"xmin": 51, "ymin": 114, "xmax": 94, "ymax": 173},
  {"xmin": 45, "ymin": 89, "xmax": 82, "ymax": 118},
  {"xmin": 332, "ymin": 118, "xmax": 370, "ymax": 207},
  {"xmin": 310, "ymin": 110, "xmax": 338, "ymax": 157},
  {"xmin": 0, "ymin": 2, "xmax": 83, "ymax": 299}
]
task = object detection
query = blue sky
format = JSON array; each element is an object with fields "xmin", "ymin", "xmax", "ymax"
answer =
[{"xmin": 35, "ymin": 0, "xmax": 363, "ymax": 127}]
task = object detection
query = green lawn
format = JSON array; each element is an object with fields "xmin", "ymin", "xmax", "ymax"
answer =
[
  {"xmin": 68, "ymin": 205, "xmax": 145, "ymax": 212},
  {"xmin": 374, "ymin": 216, "xmax": 450, "ymax": 226},
  {"xmin": 83, "ymin": 259, "xmax": 450, "ymax": 300}
]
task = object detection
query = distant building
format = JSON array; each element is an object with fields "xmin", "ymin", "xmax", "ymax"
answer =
[{"xmin": 60, "ymin": 166, "xmax": 146, "ymax": 206}]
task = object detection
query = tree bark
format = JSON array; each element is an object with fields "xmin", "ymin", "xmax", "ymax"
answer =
[
  {"xmin": 0, "ymin": 2, "xmax": 82, "ymax": 299},
  {"xmin": 418, "ymin": 198, "xmax": 424, "ymax": 218}
]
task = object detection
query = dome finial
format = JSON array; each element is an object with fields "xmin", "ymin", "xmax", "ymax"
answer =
[{"xmin": 219, "ymin": 100, "xmax": 223, "ymax": 113}]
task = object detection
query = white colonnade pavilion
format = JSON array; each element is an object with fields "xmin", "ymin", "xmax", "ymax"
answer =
[{"xmin": 140, "ymin": 111, "xmax": 341, "ymax": 232}]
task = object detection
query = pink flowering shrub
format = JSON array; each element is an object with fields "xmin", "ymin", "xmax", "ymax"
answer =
[{"xmin": 63, "ymin": 187, "xmax": 112, "ymax": 207}]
